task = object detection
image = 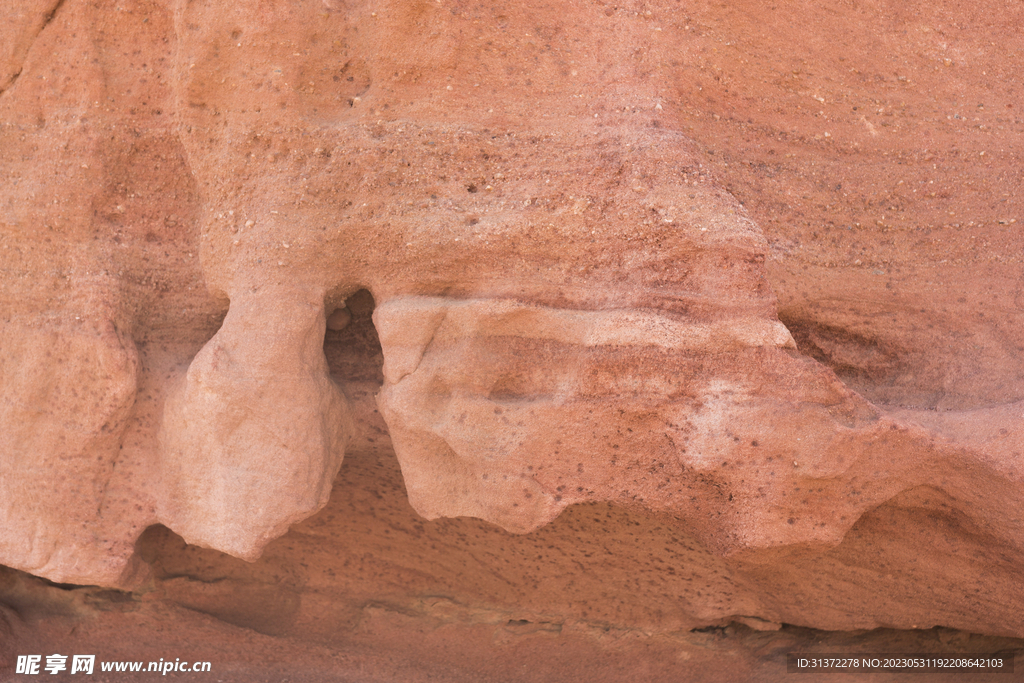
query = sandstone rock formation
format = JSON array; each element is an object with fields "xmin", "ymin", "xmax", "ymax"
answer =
[
  {"xmin": 2, "ymin": 0, "xmax": 1023, "ymax": 667},
  {"xmin": 158, "ymin": 283, "xmax": 352, "ymax": 560}
]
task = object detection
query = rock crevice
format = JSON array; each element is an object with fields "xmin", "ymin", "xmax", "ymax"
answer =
[{"xmin": 1, "ymin": 0, "xmax": 1022, "ymax": 643}]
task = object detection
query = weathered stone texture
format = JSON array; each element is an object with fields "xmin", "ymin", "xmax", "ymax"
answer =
[{"xmin": 1, "ymin": 0, "xmax": 1023, "ymax": 653}]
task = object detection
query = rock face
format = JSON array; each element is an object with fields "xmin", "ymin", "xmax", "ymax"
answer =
[
  {"xmin": 158, "ymin": 283, "xmax": 352, "ymax": 560},
  {"xmin": 1, "ymin": 0, "xmax": 1023, "ymax": 650}
]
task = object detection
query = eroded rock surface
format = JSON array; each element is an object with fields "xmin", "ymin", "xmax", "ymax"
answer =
[
  {"xmin": 158, "ymin": 283, "xmax": 352, "ymax": 560},
  {"xmin": 1, "ymin": 0, "xmax": 1023, "ymax": 653}
]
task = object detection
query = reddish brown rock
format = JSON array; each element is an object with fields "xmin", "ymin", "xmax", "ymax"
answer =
[
  {"xmin": 1, "ymin": 0, "xmax": 1023, "ymax": 676},
  {"xmin": 158, "ymin": 282, "xmax": 352, "ymax": 560}
]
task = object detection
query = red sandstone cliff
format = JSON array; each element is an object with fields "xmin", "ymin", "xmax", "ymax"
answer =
[{"xmin": 2, "ymin": 0, "xmax": 1023, "ymax": 679}]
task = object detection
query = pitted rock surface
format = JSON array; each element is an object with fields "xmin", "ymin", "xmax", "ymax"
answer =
[{"xmin": 1, "ymin": 0, "xmax": 1023, "ymax": 652}]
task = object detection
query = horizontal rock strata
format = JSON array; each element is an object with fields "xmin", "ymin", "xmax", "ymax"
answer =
[{"xmin": 0, "ymin": 0, "xmax": 1021, "ymax": 641}]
